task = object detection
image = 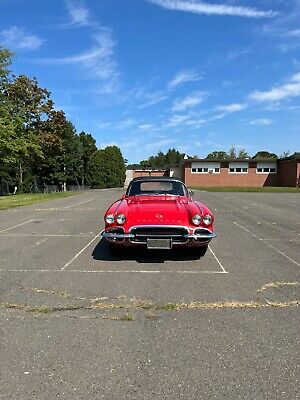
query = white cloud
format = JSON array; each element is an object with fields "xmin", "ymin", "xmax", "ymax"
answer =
[
  {"xmin": 38, "ymin": 27, "xmax": 118, "ymax": 83},
  {"xmin": 249, "ymin": 72, "xmax": 300, "ymax": 102},
  {"xmin": 97, "ymin": 118, "xmax": 137, "ymax": 131},
  {"xmin": 168, "ymin": 69, "xmax": 202, "ymax": 88},
  {"xmin": 146, "ymin": 138, "xmax": 176, "ymax": 150},
  {"xmin": 0, "ymin": 26, "xmax": 43, "ymax": 50},
  {"xmin": 166, "ymin": 114, "xmax": 190, "ymax": 127},
  {"xmin": 147, "ymin": 0, "xmax": 277, "ymax": 18},
  {"xmin": 285, "ymin": 29, "xmax": 300, "ymax": 37},
  {"xmin": 65, "ymin": 0, "xmax": 91, "ymax": 26},
  {"xmin": 215, "ymin": 103, "xmax": 247, "ymax": 113},
  {"xmin": 139, "ymin": 91, "xmax": 169, "ymax": 108},
  {"xmin": 172, "ymin": 91, "xmax": 205, "ymax": 112},
  {"xmin": 166, "ymin": 114, "xmax": 205, "ymax": 128},
  {"xmin": 249, "ymin": 118, "xmax": 274, "ymax": 126},
  {"xmin": 138, "ymin": 124, "xmax": 155, "ymax": 130}
]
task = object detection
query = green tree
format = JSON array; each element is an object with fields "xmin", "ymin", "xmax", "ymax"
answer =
[
  {"xmin": 165, "ymin": 148, "xmax": 184, "ymax": 166},
  {"xmin": 0, "ymin": 47, "xmax": 18, "ymax": 167},
  {"xmin": 139, "ymin": 148, "xmax": 185, "ymax": 168},
  {"xmin": 228, "ymin": 145, "xmax": 237, "ymax": 159},
  {"xmin": 0, "ymin": 47, "xmax": 100, "ymax": 192},
  {"xmin": 87, "ymin": 146, "xmax": 125, "ymax": 188},
  {"xmin": 237, "ymin": 149, "xmax": 250, "ymax": 159},
  {"xmin": 252, "ymin": 151, "xmax": 277, "ymax": 159},
  {"xmin": 279, "ymin": 151, "xmax": 290, "ymax": 158},
  {"xmin": 79, "ymin": 131, "xmax": 97, "ymax": 186},
  {"xmin": 3, "ymin": 75, "xmax": 54, "ymax": 188},
  {"xmin": 206, "ymin": 151, "xmax": 227, "ymax": 159}
]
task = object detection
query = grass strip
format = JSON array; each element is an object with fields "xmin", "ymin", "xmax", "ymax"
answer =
[
  {"xmin": 1, "ymin": 299, "xmax": 298, "ymax": 315},
  {"xmin": 0, "ymin": 192, "xmax": 78, "ymax": 210}
]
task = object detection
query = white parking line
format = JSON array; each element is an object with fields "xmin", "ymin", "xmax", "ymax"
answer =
[
  {"xmin": 61, "ymin": 234, "xmax": 100, "ymax": 270},
  {"xmin": 64, "ymin": 199, "xmax": 94, "ymax": 209},
  {"xmin": 0, "ymin": 269, "xmax": 227, "ymax": 274},
  {"xmin": 33, "ymin": 208, "xmax": 97, "ymax": 211},
  {"xmin": 234, "ymin": 221, "xmax": 300, "ymax": 267},
  {"xmin": 208, "ymin": 245, "xmax": 228, "ymax": 273},
  {"xmin": 0, "ymin": 219, "xmax": 33, "ymax": 234},
  {"xmin": 36, "ymin": 238, "xmax": 49, "ymax": 245},
  {"xmin": 1, "ymin": 233, "xmax": 93, "ymax": 237}
]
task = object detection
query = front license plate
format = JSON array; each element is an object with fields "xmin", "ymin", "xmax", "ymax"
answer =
[{"xmin": 147, "ymin": 238, "xmax": 172, "ymax": 250}]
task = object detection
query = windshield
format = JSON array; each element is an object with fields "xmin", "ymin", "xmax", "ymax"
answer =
[{"xmin": 127, "ymin": 180, "xmax": 187, "ymax": 196}]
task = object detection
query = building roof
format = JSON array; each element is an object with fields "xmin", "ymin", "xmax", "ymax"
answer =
[{"xmin": 182, "ymin": 158, "xmax": 278, "ymax": 163}]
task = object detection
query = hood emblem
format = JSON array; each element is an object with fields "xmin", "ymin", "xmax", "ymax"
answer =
[{"xmin": 155, "ymin": 214, "xmax": 163, "ymax": 220}]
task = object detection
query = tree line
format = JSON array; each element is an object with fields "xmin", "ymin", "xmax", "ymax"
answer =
[
  {"xmin": 127, "ymin": 148, "xmax": 187, "ymax": 169},
  {"xmin": 0, "ymin": 47, "xmax": 125, "ymax": 193},
  {"xmin": 205, "ymin": 147, "xmax": 280, "ymax": 160},
  {"xmin": 126, "ymin": 147, "xmax": 286, "ymax": 170}
]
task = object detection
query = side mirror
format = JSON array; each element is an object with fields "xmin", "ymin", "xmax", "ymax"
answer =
[{"xmin": 188, "ymin": 190, "xmax": 194, "ymax": 197}]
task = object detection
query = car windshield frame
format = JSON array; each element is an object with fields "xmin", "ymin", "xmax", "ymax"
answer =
[{"xmin": 126, "ymin": 179, "xmax": 188, "ymax": 197}]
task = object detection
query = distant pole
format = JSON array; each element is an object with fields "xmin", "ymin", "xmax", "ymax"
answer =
[{"xmin": 63, "ymin": 162, "xmax": 66, "ymax": 192}]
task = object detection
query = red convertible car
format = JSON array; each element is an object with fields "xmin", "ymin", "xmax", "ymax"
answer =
[{"xmin": 101, "ymin": 177, "xmax": 216, "ymax": 256}]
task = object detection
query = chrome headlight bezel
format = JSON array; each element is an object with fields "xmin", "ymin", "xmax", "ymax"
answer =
[
  {"xmin": 105, "ymin": 214, "xmax": 115, "ymax": 224},
  {"xmin": 203, "ymin": 214, "xmax": 213, "ymax": 226},
  {"xmin": 116, "ymin": 214, "xmax": 126, "ymax": 225},
  {"xmin": 192, "ymin": 214, "xmax": 202, "ymax": 226}
]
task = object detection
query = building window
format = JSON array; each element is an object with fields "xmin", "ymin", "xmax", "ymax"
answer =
[
  {"xmin": 191, "ymin": 162, "xmax": 221, "ymax": 174},
  {"xmin": 256, "ymin": 162, "xmax": 277, "ymax": 174},
  {"xmin": 191, "ymin": 167, "xmax": 220, "ymax": 173},
  {"xmin": 256, "ymin": 167, "xmax": 277, "ymax": 174},
  {"xmin": 229, "ymin": 167, "xmax": 248, "ymax": 173}
]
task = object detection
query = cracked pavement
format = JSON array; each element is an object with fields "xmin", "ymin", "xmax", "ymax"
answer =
[{"xmin": 0, "ymin": 189, "xmax": 299, "ymax": 399}]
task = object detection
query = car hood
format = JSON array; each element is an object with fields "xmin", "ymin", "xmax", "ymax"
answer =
[{"xmin": 120, "ymin": 196, "xmax": 203, "ymax": 226}]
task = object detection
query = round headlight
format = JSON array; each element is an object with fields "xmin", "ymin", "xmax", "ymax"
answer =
[
  {"xmin": 192, "ymin": 214, "xmax": 202, "ymax": 226},
  {"xmin": 116, "ymin": 214, "xmax": 126, "ymax": 225},
  {"xmin": 203, "ymin": 214, "xmax": 213, "ymax": 226},
  {"xmin": 105, "ymin": 214, "xmax": 114, "ymax": 224}
]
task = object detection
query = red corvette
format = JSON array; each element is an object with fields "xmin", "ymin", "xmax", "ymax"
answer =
[{"xmin": 101, "ymin": 177, "xmax": 216, "ymax": 256}]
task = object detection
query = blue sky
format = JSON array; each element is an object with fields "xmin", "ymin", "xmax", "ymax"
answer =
[{"xmin": 0, "ymin": 0, "xmax": 299, "ymax": 162}]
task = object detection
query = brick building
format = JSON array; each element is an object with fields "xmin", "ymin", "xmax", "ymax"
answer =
[
  {"xmin": 128, "ymin": 153, "xmax": 300, "ymax": 188},
  {"xmin": 183, "ymin": 153, "xmax": 300, "ymax": 188}
]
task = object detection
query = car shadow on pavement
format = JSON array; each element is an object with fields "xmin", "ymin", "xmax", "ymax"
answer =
[{"xmin": 92, "ymin": 239, "xmax": 203, "ymax": 263}]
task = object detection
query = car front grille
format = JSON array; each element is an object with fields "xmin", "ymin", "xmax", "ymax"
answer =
[{"xmin": 130, "ymin": 227, "xmax": 189, "ymax": 243}]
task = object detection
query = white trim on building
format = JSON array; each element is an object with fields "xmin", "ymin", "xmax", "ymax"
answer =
[
  {"xmin": 191, "ymin": 162, "xmax": 220, "ymax": 174},
  {"xmin": 229, "ymin": 162, "xmax": 249, "ymax": 174},
  {"xmin": 256, "ymin": 162, "xmax": 277, "ymax": 174}
]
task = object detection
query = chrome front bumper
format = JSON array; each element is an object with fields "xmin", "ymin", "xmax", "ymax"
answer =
[{"xmin": 101, "ymin": 227, "xmax": 217, "ymax": 241}]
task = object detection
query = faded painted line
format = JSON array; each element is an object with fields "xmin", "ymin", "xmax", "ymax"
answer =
[
  {"xmin": 0, "ymin": 219, "xmax": 33, "ymax": 234},
  {"xmin": 64, "ymin": 199, "xmax": 94, "ymax": 209},
  {"xmin": 234, "ymin": 221, "xmax": 300, "ymax": 267},
  {"xmin": 208, "ymin": 245, "xmax": 228, "ymax": 273},
  {"xmin": 0, "ymin": 269, "xmax": 227, "ymax": 274},
  {"xmin": 1, "ymin": 233, "xmax": 94, "ymax": 238},
  {"xmin": 33, "ymin": 208, "xmax": 97, "ymax": 211},
  {"xmin": 61, "ymin": 233, "xmax": 100, "ymax": 271},
  {"xmin": 261, "ymin": 238, "xmax": 300, "ymax": 243},
  {"xmin": 36, "ymin": 238, "xmax": 49, "ymax": 245}
]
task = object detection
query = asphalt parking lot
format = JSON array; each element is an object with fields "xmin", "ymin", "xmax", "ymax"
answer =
[{"xmin": 0, "ymin": 189, "xmax": 299, "ymax": 399}]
